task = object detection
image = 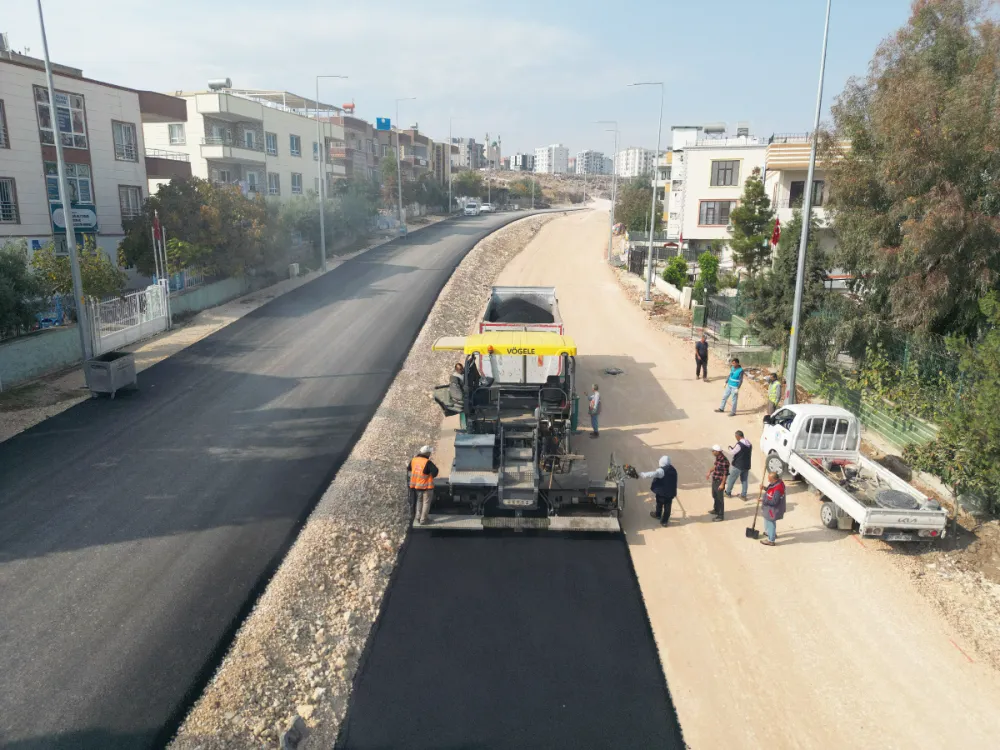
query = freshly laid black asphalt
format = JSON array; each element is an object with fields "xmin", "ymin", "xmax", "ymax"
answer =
[
  {"xmin": 337, "ymin": 532, "xmax": 685, "ymax": 750},
  {"xmin": 0, "ymin": 213, "xmax": 533, "ymax": 749}
]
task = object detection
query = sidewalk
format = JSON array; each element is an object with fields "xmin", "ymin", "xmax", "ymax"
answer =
[{"xmin": 0, "ymin": 215, "xmax": 448, "ymax": 444}]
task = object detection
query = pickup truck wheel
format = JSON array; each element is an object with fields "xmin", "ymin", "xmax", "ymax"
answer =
[
  {"xmin": 766, "ymin": 452, "xmax": 786, "ymax": 476},
  {"xmin": 820, "ymin": 500, "xmax": 839, "ymax": 530}
]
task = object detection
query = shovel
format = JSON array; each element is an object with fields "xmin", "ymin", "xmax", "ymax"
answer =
[{"xmin": 745, "ymin": 486, "xmax": 765, "ymax": 539}]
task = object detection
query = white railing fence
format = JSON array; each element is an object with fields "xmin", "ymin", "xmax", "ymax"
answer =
[{"xmin": 88, "ymin": 282, "xmax": 169, "ymax": 356}]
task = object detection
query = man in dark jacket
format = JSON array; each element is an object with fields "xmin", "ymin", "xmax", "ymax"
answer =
[
  {"xmin": 760, "ymin": 472, "xmax": 787, "ymax": 546},
  {"xmin": 640, "ymin": 456, "xmax": 678, "ymax": 526},
  {"xmin": 695, "ymin": 334, "xmax": 709, "ymax": 382},
  {"xmin": 726, "ymin": 430, "xmax": 753, "ymax": 499}
]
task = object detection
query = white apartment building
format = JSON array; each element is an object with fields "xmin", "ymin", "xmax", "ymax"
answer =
[
  {"xmin": 142, "ymin": 88, "xmax": 346, "ymax": 200},
  {"xmin": 575, "ymin": 150, "xmax": 607, "ymax": 175},
  {"xmin": 452, "ymin": 137, "xmax": 484, "ymax": 170},
  {"xmin": 510, "ymin": 153, "xmax": 535, "ymax": 171},
  {"xmin": 615, "ymin": 146, "xmax": 662, "ymax": 179},
  {"xmin": 0, "ymin": 51, "xmax": 188, "ymax": 263},
  {"xmin": 533, "ymin": 143, "xmax": 569, "ymax": 174}
]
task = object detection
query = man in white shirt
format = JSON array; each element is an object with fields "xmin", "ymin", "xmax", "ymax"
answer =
[{"xmin": 588, "ymin": 384, "xmax": 601, "ymax": 438}]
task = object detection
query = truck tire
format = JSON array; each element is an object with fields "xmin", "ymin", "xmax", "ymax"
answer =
[
  {"xmin": 820, "ymin": 499, "xmax": 838, "ymax": 529},
  {"xmin": 766, "ymin": 452, "xmax": 786, "ymax": 476}
]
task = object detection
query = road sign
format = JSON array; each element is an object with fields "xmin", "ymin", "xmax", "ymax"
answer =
[
  {"xmin": 376, "ymin": 117, "xmax": 391, "ymax": 131},
  {"xmin": 51, "ymin": 203, "xmax": 99, "ymax": 233}
]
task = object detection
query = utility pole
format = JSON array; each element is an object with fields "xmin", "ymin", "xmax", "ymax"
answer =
[
  {"xmin": 36, "ymin": 0, "xmax": 91, "ymax": 361},
  {"xmin": 448, "ymin": 116, "xmax": 455, "ymax": 214},
  {"xmin": 315, "ymin": 75, "xmax": 347, "ymax": 272},
  {"xmin": 598, "ymin": 121, "xmax": 619, "ymax": 262},
  {"xmin": 395, "ymin": 97, "xmax": 415, "ymax": 233},
  {"xmin": 630, "ymin": 81, "xmax": 664, "ymax": 301},
  {"xmin": 785, "ymin": 0, "xmax": 833, "ymax": 405}
]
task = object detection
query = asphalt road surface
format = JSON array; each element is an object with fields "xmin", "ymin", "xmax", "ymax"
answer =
[
  {"xmin": 0, "ymin": 213, "xmax": 535, "ymax": 749},
  {"xmin": 337, "ymin": 532, "xmax": 684, "ymax": 750}
]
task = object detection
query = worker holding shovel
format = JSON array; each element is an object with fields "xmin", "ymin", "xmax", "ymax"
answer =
[{"xmin": 760, "ymin": 471, "xmax": 787, "ymax": 546}]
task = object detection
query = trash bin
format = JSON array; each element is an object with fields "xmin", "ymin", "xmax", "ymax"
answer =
[
  {"xmin": 84, "ymin": 351, "xmax": 137, "ymax": 399},
  {"xmin": 571, "ymin": 395, "xmax": 580, "ymax": 433}
]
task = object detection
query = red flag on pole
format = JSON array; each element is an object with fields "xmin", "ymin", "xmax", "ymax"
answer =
[
  {"xmin": 770, "ymin": 218, "xmax": 781, "ymax": 247},
  {"xmin": 153, "ymin": 211, "xmax": 162, "ymax": 242}
]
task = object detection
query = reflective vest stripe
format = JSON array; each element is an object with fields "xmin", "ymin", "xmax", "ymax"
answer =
[{"xmin": 409, "ymin": 456, "xmax": 433, "ymax": 490}]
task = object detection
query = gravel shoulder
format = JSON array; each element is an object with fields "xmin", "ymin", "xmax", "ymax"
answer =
[{"xmin": 168, "ymin": 213, "xmax": 560, "ymax": 749}]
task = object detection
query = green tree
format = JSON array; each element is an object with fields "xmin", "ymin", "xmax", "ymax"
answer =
[
  {"xmin": 32, "ymin": 236, "xmax": 127, "ymax": 300},
  {"xmin": 828, "ymin": 0, "xmax": 1000, "ymax": 339},
  {"xmin": 662, "ymin": 255, "xmax": 689, "ymax": 289},
  {"xmin": 379, "ymin": 155, "xmax": 400, "ymax": 206},
  {"xmin": 739, "ymin": 210, "xmax": 830, "ymax": 358},
  {"xmin": 692, "ymin": 250, "xmax": 720, "ymax": 305},
  {"xmin": 615, "ymin": 177, "xmax": 663, "ymax": 232},
  {"xmin": 509, "ymin": 177, "xmax": 537, "ymax": 200},
  {"xmin": 452, "ymin": 170, "xmax": 484, "ymax": 199},
  {"xmin": 728, "ymin": 166, "xmax": 776, "ymax": 275},
  {"xmin": 905, "ymin": 293, "xmax": 1000, "ymax": 515},
  {"xmin": 0, "ymin": 239, "xmax": 46, "ymax": 337}
]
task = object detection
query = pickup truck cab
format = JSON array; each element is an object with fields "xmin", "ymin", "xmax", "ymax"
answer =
[{"xmin": 761, "ymin": 404, "xmax": 947, "ymax": 541}]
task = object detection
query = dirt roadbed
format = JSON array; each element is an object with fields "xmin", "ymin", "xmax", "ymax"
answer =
[{"xmin": 168, "ymin": 214, "xmax": 558, "ymax": 749}]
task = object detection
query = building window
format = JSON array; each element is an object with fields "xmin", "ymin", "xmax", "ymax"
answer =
[
  {"xmin": 266, "ymin": 132, "xmax": 278, "ymax": 156},
  {"xmin": 211, "ymin": 168, "xmax": 232, "ymax": 184},
  {"xmin": 656, "ymin": 187, "xmax": 665, "ymax": 201},
  {"xmin": 267, "ymin": 172, "xmax": 280, "ymax": 196},
  {"xmin": 112, "ymin": 121, "xmax": 139, "ymax": 161},
  {"xmin": 244, "ymin": 129, "xmax": 256, "ymax": 150},
  {"xmin": 291, "ymin": 172, "xmax": 303, "ymax": 194},
  {"xmin": 246, "ymin": 170, "xmax": 260, "ymax": 193},
  {"xmin": 313, "ymin": 141, "xmax": 319, "ymax": 161},
  {"xmin": 0, "ymin": 177, "xmax": 19, "ymax": 223},
  {"xmin": 45, "ymin": 162, "xmax": 93, "ymax": 204},
  {"xmin": 290, "ymin": 134, "xmax": 302, "ymax": 157},
  {"xmin": 788, "ymin": 180, "xmax": 825, "ymax": 207},
  {"xmin": 0, "ymin": 100, "xmax": 9, "ymax": 148},
  {"xmin": 710, "ymin": 159, "xmax": 740, "ymax": 187},
  {"xmin": 119, "ymin": 185, "xmax": 143, "ymax": 221},
  {"xmin": 699, "ymin": 200, "xmax": 736, "ymax": 226},
  {"xmin": 168, "ymin": 123, "xmax": 186, "ymax": 145},
  {"xmin": 382, "ymin": 144, "xmax": 389, "ymax": 157},
  {"xmin": 34, "ymin": 86, "xmax": 88, "ymax": 149}
]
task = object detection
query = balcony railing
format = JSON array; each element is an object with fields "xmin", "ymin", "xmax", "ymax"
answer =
[
  {"xmin": 0, "ymin": 202, "xmax": 19, "ymax": 224},
  {"xmin": 145, "ymin": 147, "xmax": 190, "ymax": 162},
  {"xmin": 201, "ymin": 136, "xmax": 264, "ymax": 152},
  {"xmin": 769, "ymin": 132, "xmax": 813, "ymax": 144},
  {"xmin": 776, "ymin": 197, "xmax": 825, "ymax": 209}
]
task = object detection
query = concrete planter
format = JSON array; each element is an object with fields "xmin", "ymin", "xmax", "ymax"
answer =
[{"xmin": 84, "ymin": 351, "xmax": 137, "ymax": 399}]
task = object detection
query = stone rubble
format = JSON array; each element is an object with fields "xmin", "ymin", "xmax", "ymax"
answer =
[{"xmin": 169, "ymin": 213, "xmax": 559, "ymax": 749}]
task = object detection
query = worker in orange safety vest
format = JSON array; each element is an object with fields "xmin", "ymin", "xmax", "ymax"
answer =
[{"xmin": 408, "ymin": 445, "xmax": 439, "ymax": 525}]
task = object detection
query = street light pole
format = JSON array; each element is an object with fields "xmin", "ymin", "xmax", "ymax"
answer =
[
  {"xmin": 785, "ymin": 0, "xmax": 833, "ymax": 405},
  {"xmin": 630, "ymin": 82, "xmax": 664, "ymax": 301},
  {"xmin": 395, "ymin": 97, "xmax": 416, "ymax": 232},
  {"xmin": 448, "ymin": 116, "xmax": 454, "ymax": 214},
  {"xmin": 316, "ymin": 75, "xmax": 347, "ymax": 273},
  {"xmin": 36, "ymin": 0, "xmax": 92, "ymax": 361},
  {"xmin": 598, "ymin": 121, "xmax": 619, "ymax": 263}
]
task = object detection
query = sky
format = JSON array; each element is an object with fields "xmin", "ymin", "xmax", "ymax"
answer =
[{"xmin": 5, "ymin": 0, "xmax": 917, "ymax": 157}]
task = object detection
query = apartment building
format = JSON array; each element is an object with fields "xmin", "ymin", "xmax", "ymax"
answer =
[
  {"xmin": 533, "ymin": 143, "xmax": 569, "ymax": 174},
  {"xmin": 328, "ymin": 114, "xmax": 378, "ymax": 182},
  {"xmin": 142, "ymin": 88, "xmax": 346, "ymax": 200},
  {"xmin": 615, "ymin": 146, "xmax": 663, "ymax": 179},
  {"xmin": 567, "ymin": 156, "xmax": 576, "ymax": 173},
  {"xmin": 452, "ymin": 137, "xmax": 485, "ymax": 170},
  {"xmin": 510, "ymin": 153, "xmax": 535, "ymax": 172},
  {"xmin": 576, "ymin": 149, "xmax": 608, "ymax": 175},
  {"xmin": 0, "ymin": 51, "xmax": 188, "ymax": 263}
]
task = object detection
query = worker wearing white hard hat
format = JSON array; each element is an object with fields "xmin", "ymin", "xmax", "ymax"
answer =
[
  {"xmin": 640, "ymin": 456, "xmax": 679, "ymax": 527},
  {"xmin": 408, "ymin": 445, "xmax": 439, "ymax": 525}
]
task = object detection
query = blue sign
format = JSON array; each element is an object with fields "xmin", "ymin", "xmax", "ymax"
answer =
[{"xmin": 376, "ymin": 117, "xmax": 391, "ymax": 131}]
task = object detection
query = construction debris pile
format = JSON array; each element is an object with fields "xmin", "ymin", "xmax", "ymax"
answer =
[{"xmin": 169, "ymin": 214, "xmax": 558, "ymax": 750}]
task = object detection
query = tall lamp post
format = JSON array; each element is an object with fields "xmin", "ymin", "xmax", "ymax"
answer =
[
  {"xmin": 316, "ymin": 75, "xmax": 347, "ymax": 273},
  {"xmin": 597, "ymin": 120, "xmax": 619, "ymax": 262},
  {"xmin": 629, "ymin": 81, "xmax": 664, "ymax": 301},
  {"xmin": 448, "ymin": 116, "xmax": 457, "ymax": 214},
  {"xmin": 785, "ymin": 0, "xmax": 833, "ymax": 405},
  {"xmin": 395, "ymin": 97, "xmax": 416, "ymax": 231},
  {"xmin": 35, "ymin": 0, "xmax": 91, "ymax": 361}
]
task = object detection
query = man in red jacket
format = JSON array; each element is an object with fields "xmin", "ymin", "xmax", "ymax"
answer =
[{"xmin": 760, "ymin": 471, "xmax": 787, "ymax": 546}]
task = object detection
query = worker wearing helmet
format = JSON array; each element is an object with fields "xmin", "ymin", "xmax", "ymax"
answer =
[
  {"xmin": 408, "ymin": 445, "xmax": 439, "ymax": 525},
  {"xmin": 640, "ymin": 456, "xmax": 678, "ymax": 527}
]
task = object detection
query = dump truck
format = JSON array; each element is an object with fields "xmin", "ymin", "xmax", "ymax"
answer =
[
  {"xmin": 761, "ymin": 404, "xmax": 948, "ymax": 541},
  {"xmin": 421, "ymin": 287, "xmax": 625, "ymax": 532}
]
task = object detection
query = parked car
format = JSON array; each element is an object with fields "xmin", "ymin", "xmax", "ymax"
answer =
[
  {"xmin": 464, "ymin": 201, "xmax": 480, "ymax": 216},
  {"xmin": 480, "ymin": 203, "xmax": 494, "ymax": 213}
]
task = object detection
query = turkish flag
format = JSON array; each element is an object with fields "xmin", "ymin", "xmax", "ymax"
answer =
[{"xmin": 770, "ymin": 218, "xmax": 781, "ymax": 247}]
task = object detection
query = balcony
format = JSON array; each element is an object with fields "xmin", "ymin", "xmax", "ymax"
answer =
[
  {"xmin": 200, "ymin": 137, "xmax": 266, "ymax": 164},
  {"xmin": 194, "ymin": 93, "xmax": 264, "ymax": 123},
  {"xmin": 137, "ymin": 90, "xmax": 187, "ymax": 123},
  {"xmin": 144, "ymin": 148, "xmax": 192, "ymax": 180}
]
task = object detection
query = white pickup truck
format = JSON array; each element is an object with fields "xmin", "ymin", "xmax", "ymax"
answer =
[{"xmin": 761, "ymin": 404, "xmax": 948, "ymax": 542}]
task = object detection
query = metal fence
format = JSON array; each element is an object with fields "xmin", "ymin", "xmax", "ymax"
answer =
[{"xmin": 88, "ymin": 283, "xmax": 169, "ymax": 356}]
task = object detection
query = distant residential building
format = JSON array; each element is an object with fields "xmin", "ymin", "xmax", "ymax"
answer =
[
  {"xmin": 576, "ymin": 150, "xmax": 607, "ymax": 175},
  {"xmin": 0, "ymin": 50, "xmax": 189, "ymax": 265},
  {"xmin": 534, "ymin": 143, "xmax": 569, "ymax": 174},
  {"xmin": 567, "ymin": 156, "xmax": 576, "ymax": 173},
  {"xmin": 501, "ymin": 156, "xmax": 511, "ymax": 170},
  {"xmin": 452, "ymin": 137, "xmax": 485, "ymax": 170},
  {"xmin": 143, "ymin": 87, "xmax": 346, "ymax": 201},
  {"xmin": 328, "ymin": 115, "xmax": 378, "ymax": 182},
  {"xmin": 615, "ymin": 146, "xmax": 664, "ymax": 179},
  {"xmin": 603, "ymin": 156, "xmax": 614, "ymax": 175},
  {"xmin": 510, "ymin": 153, "xmax": 535, "ymax": 171}
]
